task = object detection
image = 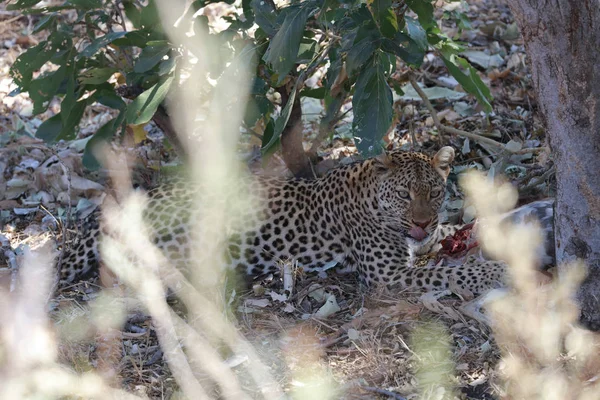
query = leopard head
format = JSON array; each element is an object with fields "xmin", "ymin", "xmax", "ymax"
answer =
[{"xmin": 375, "ymin": 146, "xmax": 455, "ymax": 242}]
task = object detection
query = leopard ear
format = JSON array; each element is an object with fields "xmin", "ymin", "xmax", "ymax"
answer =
[
  {"xmin": 374, "ymin": 152, "xmax": 395, "ymax": 171},
  {"xmin": 431, "ymin": 146, "xmax": 455, "ymax": 179}
]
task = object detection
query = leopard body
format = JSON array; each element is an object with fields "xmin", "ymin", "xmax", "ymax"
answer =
[{"xmin": 59, "ymin": 147, "xmax": 506, "ymax": 294}]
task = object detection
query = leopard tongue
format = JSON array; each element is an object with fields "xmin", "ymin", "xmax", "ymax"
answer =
[{"xmin": 408, "ymin": 226, "xmax": 428, "ymax": 241}]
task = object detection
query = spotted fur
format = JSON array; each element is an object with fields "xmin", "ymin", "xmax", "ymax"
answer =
[{"xmin": 59, "ymin": 147, "xmax": 507, "ymax": 294}]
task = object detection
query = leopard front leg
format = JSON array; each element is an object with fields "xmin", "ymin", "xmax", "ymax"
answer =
[
  {"xmin": 412, "ymin": 223, "xmax": 463, "ymax": 256},
  {"xmin": 387, "ymin": 258, "xmax": 507, "ymax": 297},
  {"xmin": 354, "ymin": 245, "xmax": 414, "ymax": 288},
  {"xmin": 446, "ymin": 258, "xmax": 507, "ymax": 299}
]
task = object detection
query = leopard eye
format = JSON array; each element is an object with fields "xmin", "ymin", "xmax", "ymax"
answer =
[
  {"xmin": 430, "ymin": 189, "xmax": 442, "ymax": 198},
  {"xmin": 398, "ymin": 190, "xmax": 410, "ymax": 199}
]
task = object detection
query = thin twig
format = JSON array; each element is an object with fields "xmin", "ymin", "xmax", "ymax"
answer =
[
  {"xmin": 4, "ymin": 249, "xmax": 18, "ymax": 292},
  {"xmin": 519, "ymin": 165, "xmax": 556, "ymax": 195},
  {"xmin": 307, "ymin": 97, "xmax": 346, "ymax": 157},
  {"xmin": 514, "ymin": 146, "xmax": 549, "ymax": 154},
  {"xmin": 74, "ymin": 21, "xmax": 109, "ymax": 35},
  {"xmin": 306, "ymin": 27, "xmax": 342, "ymax": 40},
  {"xmin": 54, "ymin": 155, "xmax": 72, "ymax": 274},
  {"xmin": 408, "ymin": 73, "xmax": 509, "ymax": 152},
  {"xmin": 9, "ymin": 144, "xmax": 75, "ymax": 293},
  {"xmin": 245, "ymin": 128, "xmax": 264, "ymax": 141},
  {"xmin": 114, "ymin": 0, "xmax": 132, "ymax": 66},
  {"xmin": 303, "ymin": 41, "xmax": 334, "ymax": 82},
  {"xmin": 441, "ymin": 125, "xmax": 506, "ymax": 150},
  {"xmin": 409, "ymin": 74, "xmax": 442, "ymax": 128},
  {"xmin": 409, "ymin": 109, "xmax": 418, "ymax": 149},
  {"xmin": 0, "ymin": 15, "xmax": 24, "ymax": 26},
  {"xmin": 362, "ymin": 386, "xmax": 408, "ymax": 399}
]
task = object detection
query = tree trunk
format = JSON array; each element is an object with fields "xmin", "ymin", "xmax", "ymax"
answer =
[
  {"xmin": 505, "ymin": 0, "xmax": 600, "ymax": 329},
  {"xmin": 153, "ymin": 105, "xmax": 187, "ymax": 162},
  {"xmin": 277, "ymin": 87, "xmax": 314, "ymax": 179}
]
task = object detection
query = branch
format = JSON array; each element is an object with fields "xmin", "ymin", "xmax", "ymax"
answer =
[
  {"xmin": 307, "ymin": 96, "xmax": 347, "ymax": 157},
  {"xmin": 362, "ymin": 386, "xmax": 407, "ymax": 400},
  {"xmin": 408, "ymin": 74, "xmax": 528, "ymax": 154},
  {"xmin": 306, "ymin": 27, "xmax": 342, "ymax": 41},
  {"xmin": 514, "ymin": 146, "xmax": 549, "ymax": 154},
  {"xmin": 153, "ymin": 105, "xmax": 188, "ymax": 161},
  {"xmin": 114, "ymin": 0, "xmax": 133, "ymax": 66},
  {"xmin": 303, "ymin": 41, "xmax": 334, "ymax": 82}
]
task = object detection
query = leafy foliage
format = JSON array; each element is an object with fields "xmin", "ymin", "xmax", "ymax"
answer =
[
  {"xmin": 9, "ymin": 0, "xmax": 492, "ymax": 168},
  {"xmin": 352, "ymin": 54, "xmax": 393, "ymax": 155}
]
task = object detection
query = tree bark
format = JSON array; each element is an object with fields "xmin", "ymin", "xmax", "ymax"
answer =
[
  {"xmin": 276, "ymin": 87, "xmax": 314, "ymax": 179},
  {"xmin": 505, "ymin": 0, "xmax": 600, "ymax": 329},
  {"xmin": 153, "ymin": 105, "xmax": 187, "ymax": 161}
]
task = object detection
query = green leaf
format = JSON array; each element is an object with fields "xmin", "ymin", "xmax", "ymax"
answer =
[
  {"xmin": 455, "ymin": 11, "xmax": 472, "ymax": 30},
  {"xmin": 437, "ymin": 39, "xmax": 464, "ymax": 59},
  {"xmin": 442, "ymin": 55, "xmax": 492, "ymax": 113},
  {"xmin": 260, "ymin": 119, "xmax": 280, "ymax": 160},
  {"xmin": 380, "ymin": 32, "xmax": 424, "ymax": 66},
  {"xmin": 79, "ymin": 31, "xmax": 128, "ymax": 58},
  {"xmin": 134, "ymin": 45, "xmax": 171, "ymax": 73},
  {"xmin": 36, "ymin": 114, "xmax": 63, "ymax": 142},
  {"xmin": 321, "ymin": 93, "xmax": 343, "ymax": 129},
  {"xmin": 61, "ymin": 63, "xmax": 79, "ymax": 127},
  {"xmin": 125, "ymin": 75, "xmax": 174, "ymax": 125},
  {"xmin": 83, "ymin": 118, "xmax": 119, "ymax": 170},
  {"xmin": 32, "ymin": 14, "xmax": 57, "ymax": 33},
  {"xmin": 391, "ymin": 80, "xmax": 404, "ymax": 96},
  {"xmin": 406, "ymin": 0, "xmax": 434, "ymax": 29},
  {"xmin": 79, "ymin": 67, "xmax": 118, "ymax": 84},
  {"xmin": 352, "ymin": 54, "xmax": 392, "ymax": 156},
  {"xmin": 36, "ymin": 99, "xmax": 87, "ymax": 143},
  {"xmin": 96, "ymin": 91, "xmax": 126, "ymax": 111},
  {"xmin": 6, "ymin": 0, "xmax": 42, "ymax": 10},
  {"xmin": 251, "ymin": 0, "xmax": 278, "ymax": 36},
  {"xmin": 370, "ymin": 0, "xmax": 398, "ymax": 38},
  {"xmin": 297, "ymin": 38, "xmax": 317, "ymax": 63},
  {"xmin": 263, "ymin": 2, "xmax": 320, "ymax": 81},
  {"xmin": 112, "ymin": 31, "xmax": 155, "ymax": 48},
  {"xmin": 60, "ymin": 100, "xmax": 88, "ymax": 141},
  {"xmin": 123, "ymin": 0, "xmax": 142, "ymax": 29},
  {"xmin": 346, "ymin": 26, "xmax": 380, "ymax": 77},
  {"xmin": 262, "ymin": 81, "xmax": 299, "ymax": 155},
  {"xmin": 245, "ymin": 77, "xmax": 272, "ymax": 127},
  {"xmin": 140, "ymin": 0, "xmax": 161, "ymax": 29},
  {"xmin": 146, "ymin": 40, "xmax": 169, "ymax": 47},
  {"xmin": 404, "ymin": 17, "xmax": 428, "ymax": 51},
  {"xmin": 242, "ymin": 0, "xmax": 255, "ymax": 27},
  {"xmin": 10, "ymin": 32, "xmax": 71, "ymax": 89},
  {"xmin": 300, "ymin": 87, "xmax": 326, "ymax": 99},
  {"xmin": 157, "ymin": 56, "xmax": 177, "ymax": 76},
  {"xmin": 245, "ymin": 96, "xmax": 272, "ymax": 127},
  {"xmin": 29, "ymin": 66, "xmax": 67, "ymax": 114},
  {"xmin": 348, "ymin": 4, "xmax": 376, "ymax": 26},
  {"xmin": 68, "ymin": 0, "xmax": 102, "ymax": 9},
  {"xmin": 325, "ymin": 46, "xmax": 342, "ymax": 89}
]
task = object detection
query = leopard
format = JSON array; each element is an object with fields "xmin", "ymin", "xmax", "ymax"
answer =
[{"xmin": 57, "ymin": 146, "xmax": 507, "ymax": 296}]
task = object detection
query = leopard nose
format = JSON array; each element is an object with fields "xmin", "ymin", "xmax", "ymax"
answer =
[{"xmin": 412, "ymin": 219, "xmax": 431, "ymax": 229}]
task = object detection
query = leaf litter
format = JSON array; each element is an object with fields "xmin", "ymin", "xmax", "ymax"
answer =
[{"xmin": 0, "ymin": 0, "xmax": 569, "ymax": 399}]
